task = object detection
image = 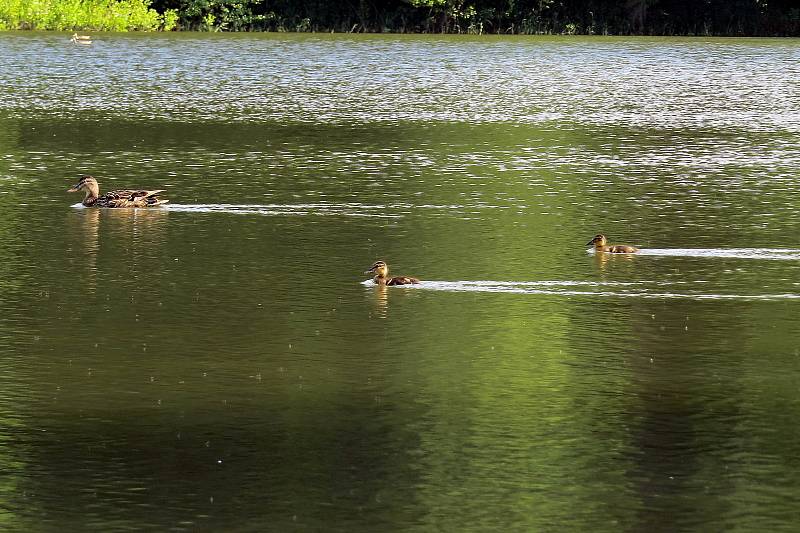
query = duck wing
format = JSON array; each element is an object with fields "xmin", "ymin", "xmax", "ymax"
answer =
[
  {"xmin": 386, "ymin": 276, "xmax": 420, "ymax": 286},
  {"xmin": 97, "ymin": 189, "xmax": 168, "ymax": 208},
  {"xmin": 608, "ymin": 245, "xmax": 638, "ymax": 253}
]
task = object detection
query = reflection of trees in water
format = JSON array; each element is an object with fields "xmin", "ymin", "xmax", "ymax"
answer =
[
  {"xmin": 0, "ymin": 228, "xmax": 27, "ymax": 527},
  {"xmin": 562, "ymin": 280, "xmax": 774, "ymax": 529},
  {"xmin": 0, "ymin": 117, "xmax": 22, "ymax": 293},
  {"xmin": 0, "ymin": 213, "xmax": 23, "ymax": 297},
  {"xmin": 0, "ymin": 120, "xmax": 33, "ymax": 530},
  {"xmin": 623, "ymin": 300, "xmax": 750, "ymax": 530}
]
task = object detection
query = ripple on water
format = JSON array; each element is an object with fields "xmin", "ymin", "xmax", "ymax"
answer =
[{"xmin": 363, "ymin": 279, "xmax": 800, "ymax": 301}]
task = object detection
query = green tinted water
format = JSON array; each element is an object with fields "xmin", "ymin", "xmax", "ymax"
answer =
[{"xmin": 1, "ymin": 32, "xmax": 800, "ymax": 531}]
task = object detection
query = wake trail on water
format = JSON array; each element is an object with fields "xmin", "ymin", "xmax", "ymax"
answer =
[
  {"xmin": 72, "ymin": 203, "xmax": 512, "ymax": 218},
  {"xmin": 363, "ymin": 280, "xmax": 800, "ymax": 301},
  {"xmin": 634, "ymin": 248, "xmax": 800, "ymax": 260},
  {"xmin": 165, "ymin": 203, "xmax": 402, "ymax": 218}
]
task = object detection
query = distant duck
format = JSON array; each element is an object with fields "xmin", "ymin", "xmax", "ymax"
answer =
[
  {"xmin": 68, "ymin": 175, "xmax": 169, "ymax": 208},
  {"xmin": 70, "ymin": 33, "xmax": 92, "ymax": 45},
  {"xmin": 586, "ymin": 234, "xmax": 639, "ymax": 254},
  {"xmin": 365, "ymin": 261, "xmax": 420, "ymax": 286}
]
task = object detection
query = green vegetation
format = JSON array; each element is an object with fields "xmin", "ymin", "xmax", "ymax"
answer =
[
  {"xmin": 0, "ymin": 0, "xmax": 175, "ymax": 31},
  {"xmin": 152, "ymin": 0, "xmax": 800, "ymax": 35},
  {"xmin": 1, "ymin": 0, "xmax": 798, "ymax": 35}
]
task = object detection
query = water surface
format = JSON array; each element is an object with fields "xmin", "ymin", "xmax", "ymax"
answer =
[{"xmin": 1, "ymin": 32, "xmax": 800, "ymax": 531}]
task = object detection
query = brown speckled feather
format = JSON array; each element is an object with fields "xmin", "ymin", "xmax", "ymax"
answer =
[
  {"xmin": 94, "ymin": 189, "xmax": 168, "ymax": 208},
  {"xmin": 385, "ymin": 276, "xmax": 420, "ymax": 286},
  {"xmin": 604, "ymin": 245, "xmax": 638, "ymax": 253}
]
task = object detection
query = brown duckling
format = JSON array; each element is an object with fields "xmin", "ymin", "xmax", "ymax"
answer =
[
  {"xmin": 68, "ymin": 175, "xmax": 168, "ymax": 208},
  {"xmin": 365, "ymin": 261, "xmax": 420, "ymax": 286},
  {"xmin": 586, "ymin": 234, "xmax": 638, "ymax": 254}
]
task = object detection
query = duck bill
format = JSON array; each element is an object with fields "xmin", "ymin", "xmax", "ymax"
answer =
[
  {"xmin": 67, "ymin": 184, "xmax": 81, "ymax": 192},
  {"xmin": 585, "ymin": 240, "xmax": 595, "ymax": 246},
  {"xmin": 364, "ymin": 268, "xmax": 376, "ymax": 274}
]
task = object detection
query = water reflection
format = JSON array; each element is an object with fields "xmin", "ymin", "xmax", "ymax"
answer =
[
  {"xmin": 366, "ymin": 284, "xmax": 389, "ymax": 319},
  {"xmin": 65, "ymin": 207, "xmax": 169, "ymax": 293},
  {"xmin": 591, "ymin": 248, "xmax": 638, "ymax": 272},
  {"xmin": 68, "ymin": 208, "xmax": 100, "ymax": 291}
]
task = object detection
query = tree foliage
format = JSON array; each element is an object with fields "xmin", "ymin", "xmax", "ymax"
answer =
[
  {"xmin": 0, "ymin": 0, "xmax": 171, "ymax": 30},
  {"xmin": 148, "ymin": 0, "xmax": 799, "ymax": 35},
  {"xmin": 1, "ymin": 0, "xmax": 798, "ymax": 34}
]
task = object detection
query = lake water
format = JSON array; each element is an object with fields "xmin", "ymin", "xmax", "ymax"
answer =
[{"xmin": 1, "ymin": 32, "xmax": 800, "ymax": 531}]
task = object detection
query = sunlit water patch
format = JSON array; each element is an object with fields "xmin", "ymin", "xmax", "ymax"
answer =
[{"xmin": 2, "ymin": 34, "xmax": 800, "ymax": 133}]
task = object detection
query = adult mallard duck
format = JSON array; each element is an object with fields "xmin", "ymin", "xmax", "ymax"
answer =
[
  {"xmin": 365, "ymin": 261, "xmax": 420, "ymax": 286},
  {"xmin": 586, "ymin": 234, "xmax": 638, "ymax": 254},
  {"xmin": 70, "ymin": 33, "xmax": 92, "ymax": 45},
  {"xmin": 67, "ymin": 175, "xmax": 168, "ymax": 208}
]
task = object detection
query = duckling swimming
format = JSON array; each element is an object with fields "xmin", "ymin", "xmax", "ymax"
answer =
[
  {"xmin": 365, "ymin": 261, "xmax": 420, "ymax": 286},
  {"xmin": 70, "ymin": 33, "xmax": 92, "ymax": 45},
  {"xmin": 68, "ymin": 175, "xmax": 168, "ymax": 208},
  {"xmin": 586, "ymin": 234, "xmax": 639, "ymax": 254}
]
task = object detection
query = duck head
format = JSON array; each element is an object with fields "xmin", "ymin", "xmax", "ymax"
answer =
[
  {"xmin": 365, "ymin": 260, "xmax": 389, "ymax": 278},
  {"xmin": 586, "ymin": 234, "xmax": 607, "ymax": 247},
  {"xmin": 68, "ymin": 175, "xmax": 100, "ymax": 205}
]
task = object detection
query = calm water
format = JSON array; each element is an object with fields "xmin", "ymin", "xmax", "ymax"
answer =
[{"xmin": 1, "ymin": 32, "xmax": 800, "ymax": 531}]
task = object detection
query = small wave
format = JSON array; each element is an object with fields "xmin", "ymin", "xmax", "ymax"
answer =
[{"xmin": 364, "ymin": 279, "xmax": 800, "ymax": 301}]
